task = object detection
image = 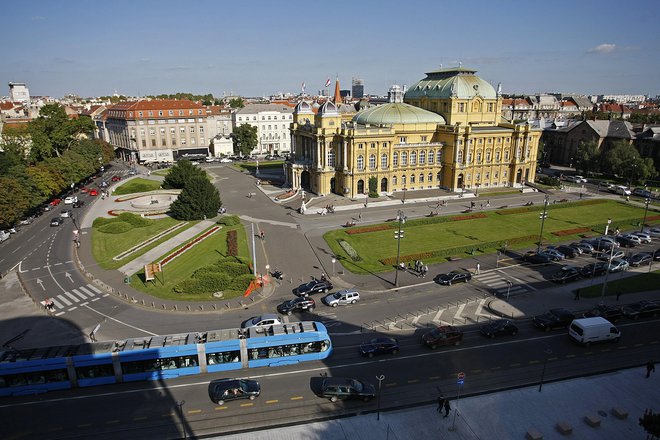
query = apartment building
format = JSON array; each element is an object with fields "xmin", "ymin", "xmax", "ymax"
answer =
[{"xmin": 233, "ymin": 103, "xmax": 293, "ymax": 156}]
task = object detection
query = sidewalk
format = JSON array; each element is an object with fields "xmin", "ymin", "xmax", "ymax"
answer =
[{"xmin": 216, "ymin": 367, "xmax": 659, "ymax": 440}]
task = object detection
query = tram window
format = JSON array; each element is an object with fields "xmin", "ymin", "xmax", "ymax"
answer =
[
  {"xmin": 76, "ymin": 364, "xmax": 114, "ymax": 379},
  {"xmin": 1, "ymin": 369, "xmax": 68, "ymax": 388},
  {"xmin": 122, "ymin": 355, "xmax": 198, "ymax": 374},
  {"xmin": 206, "ymin": 350, "xmax": 240, "ymax": 365},
  {"xmin": 247, "ymin": 341, "xmax": 329, "ymax": 360}
]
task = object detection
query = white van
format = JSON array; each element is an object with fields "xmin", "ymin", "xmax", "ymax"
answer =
[
  {"xmin": 569, "ymin": 317, "xmax": 620, "ymax": 345},
  {"xmin": 615, "ymin": 185, "xmax": 631, "ymax": 196}
]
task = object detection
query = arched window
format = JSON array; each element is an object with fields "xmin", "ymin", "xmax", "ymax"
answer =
[
  {"xmin": 437, "ymin": 171, "xmax": 442, "ymax": 182},
  {"xmin": 369, "ymin": 154, "xmax": 376, "ymax": 170},
  {"xmin": 357, "ymin": 155, "xmax": 364, "ymax": 170},
  {"xmin": 457, "ymin": 150, "xmax": 463, "ymax": 163},
  {"xmin": 504, "ymin": 149, "xmax": 510, "ymax": 161},
  {"xmin": 419, "ymin": 173, "xmax": 424, "ymax": 183},
  {"xmin": 428, "ymin": 172, "xmax": 433, "ymax": 182},
  {"xmin": 486, "ymin": 150, "xmax": 491, "ymax": 163},
  {"xmin": 477, "ymin": 152, "xmax": 482, "ymax": 163},
  {"xmin": 410, "ymin": 174, "xmax": 415, "ymax": 184},
  {"xmin": 410, "ymin": 151, "xmax": 417, "ymax": 165},
  {"xmin": 381, "ymin": 153, "xmax": 388, "ymax": 169},
  {"xmin": 419, "ymin": 150, "xmax": 425, "ymax": 164},
  {"xmin": 437, "ymin": 150, "xmax": 442, "ymax": 163},
  {"xmin": 428, "ymin": 150, "xmax": 434, "ymax": 164},
  {"xmin": 467, "ymin": 151, "xmax": 472, "ymax": 163},
  {"xmin": 401, "ymin": 175, "xmax": 407, "ymax": 185},
  {"xmin": 516, "ymin": 147, "xmax": 521, "ymax": 160},
  {"xmin": 327, "ymin": 150, "xmax": 335, "ymax": 167},
  {"xmin": 393, "ymin": 152, "xmax": 399, "ymax": 166},
  {"xmin": 401, "ymin": 152, "xmax": 408, "ymax": 166},
  {"xmin": 496, "ymin": 151, "xmax": 501, "ymax": 162},
  {"xmin": 393, "ymin": 176, "xmax": 397, "ymax": 185}
]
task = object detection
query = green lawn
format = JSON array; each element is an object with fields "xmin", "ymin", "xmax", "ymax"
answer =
[
  {"xmin": 92, "ymin": 216, "xmax": 198, "ymax": 269},
  {"xmin": 235, "ymin": 161, "xmax": 285, "ymax": 173},
  {"xmin": 578, "ymin": 271, "xmax": 660, "ymax": 298},
  {"xmin": 129, "ymin": 223, "xmax": 251, "ymax": 301},
  {"xmin": 113, "ymin": 178, "xmax": 162, "ymax": 195},
  {"xmin": 151, "ymin": 168, "xmax": 171, "ymax": 177},
  {"xmin": 324, "ymin": 200, "xmax": 659, "ymax": 274}
]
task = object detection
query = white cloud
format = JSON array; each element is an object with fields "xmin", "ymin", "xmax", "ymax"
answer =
[{"xmin": 587, "ymin": 44, "xmax": 617, "ymax": 54}]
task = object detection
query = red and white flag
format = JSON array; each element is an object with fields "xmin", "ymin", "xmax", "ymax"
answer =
[{"xmin": 324, "ymin": 78, "xmax": 331, "ymax": 88}]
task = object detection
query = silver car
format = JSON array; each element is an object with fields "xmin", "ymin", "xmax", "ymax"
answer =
[
  {"xmin": 630, "ymin": 232, "xmax": 652, "ymax": 244},
  {"xmin": 608, "ymin": 258, "xmax": 629, "ymax": 273},
  {"xmin": 323, "ymin": 289, "xmax": 360, "ymax": 307}
]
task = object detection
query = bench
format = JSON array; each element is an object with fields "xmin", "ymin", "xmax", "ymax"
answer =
[
  {"xmin": 555, "ymin": 421, "xmax": 573, "ymax": 435},
  {"xmin": 612, "ymin": 407, "xmax": 629, "ymax": 420},
  {"xmin": 584, "ymin": 414, "xmax": 601, "ymax": 427},
  {"xmin": 526, "ymin": 428, "xmax": 543, "ymax": 440}
]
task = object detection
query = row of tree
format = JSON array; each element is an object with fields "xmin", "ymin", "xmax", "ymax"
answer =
[
  {"xmin": 0, "ymin": 104, "xmax": 113, "ymax": 228},
  {"xmin": 573, "ymin": 140, "xmax": 657, "ymax": 184}
]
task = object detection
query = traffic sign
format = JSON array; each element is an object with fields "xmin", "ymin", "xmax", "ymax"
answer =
[{"xmin": 457, "ymin": 372, "xmax": 465, "ymax": 380}]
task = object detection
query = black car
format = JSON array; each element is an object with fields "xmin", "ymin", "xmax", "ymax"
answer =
[
  {"xmin": 523, "ymin": 252, "xmax": 552, "ymax": 264},
  {"xmin": 550, "ymin": 266, "xmax": 581, "ymax": 284},
  {"xmin": 622, "ymin": 301, "xmax": 660, "ymax": 320},
  {"xmin": 292, "ymin": 278, "xmax": 333, "ymax": 297},
  {"xmin": 359, "ymin": 337, "xmax": 400, "ymax": 358},
  {"xmin": 50, "ymin": 217, "xmax": 64, "ymax": 227},
  {"xmin": 615, "ymin": 236, "xmax": 638, "ymax": 248},
  {"xmin": 320, "ymin": 377, "xmax": 376, "ymax": 402},
  {"xmin": 480, "ymin": 319, "xmax": 519, "ymax": 338},
  {"xmin": 556, "ymin": 245, "xmax": 578, "ymax": 258},
  {"xmin": 629, "ymin": 252, "xmax": 652, "ymax": 267},
  {"xmin": 72, "ymin": 200, "xmax": 86, "ymax": 208},
  {"xmin": 435, "ymin": 270, "xmax": 472, "ymax": 286},
  {"xmin": 276, "ymin": 297, "xmax": 316, "ymax": 315},
  {"xmin": 654, "ymin": 248, "xmax": 660, "ymax": 261},
  {"xmin": 582, "ymin": 304, "xmax": 624, "ymax": 323},
  {"xmin": 532, "ymin": 308, "xmax": 576, "ymax": 331},
  {"xmin": 208, "ymin": 378, "xmax": 261, "ymax": 405},
  {"xmin": 422, "ymin": 326, "xmax": 464, "ymax": 349},
  {"xmin": 580, "ymin": 262, "xmax": 609, "ymax": 278}
]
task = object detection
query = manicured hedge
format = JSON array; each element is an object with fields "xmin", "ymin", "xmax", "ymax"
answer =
[
  {"xmin": 217, "ymin": 215, "xmax": 241, "ymax": 226},
  {"xmin": 93, "ymin": 212, "xmax": 151, "ymax": 228},
  {"xmin": 172, "ymin": 256, "xmax": 254, "ymax": 295}
]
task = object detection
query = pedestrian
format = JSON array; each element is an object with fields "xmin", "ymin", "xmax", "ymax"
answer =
[
  {"xmin": 260, "ymin": 230, "xmax": 265, "ymax": 241},
  {"xmin": 248, "ymin": 192, "xmax": 252, "ymax": 199},
  {"xmin": 646, "ymin": 361, "xmax": 656, "ymax": 378},
  {"xmin": 358, "ymin": 212, "xmax": 362, "ymax": 222},
  {"xmin": 574, "ymin": 288, "xmax": 580, "ymax": 300},
  {"xmin": 423, "ymin": 265, "xmax": 429, "ymax": 278},
  {"xmin": 437, "ymin": 396, "xmax": 445, "ymax": 413},
  {"xmin": 443, "ymin": 399, "xmax": 451, "ymax": 418},
  {"xmin": 579, "ymin": 192, "xmax": 583, "ymax": 199},
  {"xmin": 616, "ymin": 290, "xmax": 622, "ymax": 301},
  {"xmin": 486, "ymin": 199, "xmax": 490, "ymax": 207},
  {"xmin": 476, "ymin": 263, "xmax": 480, "ymax": 275}
]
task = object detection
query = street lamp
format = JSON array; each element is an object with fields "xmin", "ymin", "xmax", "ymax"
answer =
[
  {"xmin": 641, "ymin": 198, "xmax": 651, "ymax": 232},
  {"xmin": 331, "ymin": 257, "xmax": 336, "ymax": 277},
  {"xmin": 376, "ymin": 374, "xmax": 385, "ymax": 421},
  {"xmin": 393, "ymin": 210, "xmax": 406, "ymax": 287},
  {"xmin": 604, "ymin": 218, "xmax": 612, "ymax": 236},
  {"xmin": 536, "ymin": 195, "xmax": 549, "ymax": 253}
]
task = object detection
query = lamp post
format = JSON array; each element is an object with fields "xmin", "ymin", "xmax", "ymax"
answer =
[
  {"xmin": 376, "ymin": 374, "xmax": 385, "ymax": 421},
  {"xmin": 393, "ymin": 210, "xmax": 406, "ymax": 287},
  {"xmin": 600, "ymin": 242, "xmax": 616, "ymax": 299},
  {"xmin": 628, "ymin": 163, "xmax": 637, "ymax": 189},
  {"xmin": 536, "ymin": 195, "xmax": 549, "ymax": 253},
  {"xmin": 604, "ymin": 218, "xmax": 612, "ymax": 236},
  {"xmin": 641, "ymin": 198, "xmax": 650, "ymax": 232},
  {"xmin": 331, "ymin": 257, "xmax": 336, "ymax": 277},
  {"xmin": 402, "ymin": 187, "xmax": 407, "ymax": 204},
  {"xmin": 538, "ymin": 347, "xmax": 553, "ymax": 392}
]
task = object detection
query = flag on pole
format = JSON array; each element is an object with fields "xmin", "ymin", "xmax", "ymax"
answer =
[
  {"xmin": 301, "ymin": 81, "xmax": 306, "ymax": 93},
  {"xmin": 324, "ymin": 78, "xmax": 331, "ymax": 88}
]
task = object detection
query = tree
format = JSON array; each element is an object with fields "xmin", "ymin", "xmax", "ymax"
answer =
[
  {"xmin": 169, "ymin": 175, "xmax": 221, "ymax": 220},
  {"xmin": 639, "ymin": 409, "xmax": 660, "ymax": 438},
  {"xmin": 0, "ymin": 177, "xmax": 31, "ymax": 228},
  {"xmin": 228, "ymin": 98, "xmax": 245, "ymax": 109},
  {"xmin": 601, "ymin": 141, "xmax": 657, "ymax": 184},
  {"xmin": 368, "ymin": 176, "xmax": 378, "ymax": 197},
  {"xmin": 162, "ymin": 160, "xmax": 208, "ymax": 189},
  {"xmin": 28, "ymin": 104, "xmax": 95, "ymax": 161},
  {"xmin": 232, "ymin": 124, "xmax": 258, "ymax": 156},
  {"xmin": 574, "ymin": 141, "xmax": 601, "ymax": 175}
]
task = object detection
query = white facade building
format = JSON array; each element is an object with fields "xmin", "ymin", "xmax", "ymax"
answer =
[
  {"xmin": 233, "ymin": 103, "xmax": 293, "ymax": 155},
  {"xmin": 8, "ymin": 82, "xmax": 30, "ymax": 103}
]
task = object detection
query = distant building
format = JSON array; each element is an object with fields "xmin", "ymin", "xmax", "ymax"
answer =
[
  {"xmin": 352, "ymin": 78, "xmax": 364, "ymax": 99},
  {"xmin": 233, "ymin": 103, "xmax": 293, "ymax": 155},
  {"xmin": 634, "ymin": 125, "xmax": 660, "ymax": 171},
  {"xmin": 8, "ymin": 82, "xmax": 30, "ymax": 104},
  {"xmin": 599, "ymin": 94, "xmax": 646, "ymax": 104}
]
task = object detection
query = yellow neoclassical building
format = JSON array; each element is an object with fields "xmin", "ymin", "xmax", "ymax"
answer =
[{"xmin": 287, "ymin": 67, "xmax": 541, "ymax": 198}]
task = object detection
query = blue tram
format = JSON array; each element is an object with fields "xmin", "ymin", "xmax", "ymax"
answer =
[{"xmin": 0, "ymin": 321, "xmax": 332, "ymax": 397}]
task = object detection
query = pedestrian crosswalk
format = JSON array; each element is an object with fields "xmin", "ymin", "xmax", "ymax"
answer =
[
  {"xmin": 41, "ymin": 283, "xmax": 106, "ymax": 316},
  {"xmin": 473, "ymin": 271, "xmax": 530, "ymax": 297}
]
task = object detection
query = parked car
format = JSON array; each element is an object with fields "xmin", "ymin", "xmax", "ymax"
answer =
[
  {"xmin": 532, "ymin": 308, "xmax": 575, "ymax": 331},
  {"xmin": 644, "ymin": 227, "xmax": 660, "ymax": 238},
  {"xmin": 208, "ymin": 378, "xmax": 261, "ymax": 405},
  {"xmin": 572, "ymin": 241, "xmax": 594, "ymax": 254},
  {"xmin": 49, "ymin": 198, "xmax": 62, "ymax": 206},
  {"xmin": 80, "ymin": 186, "xmax": 89, "ymax": 193},
  {"xmin": 320, "ymin": 377, "xmax": 376, "ymax": 402},
  {"xmin": 550, "ymin": 265, "xmax": 581, "ymax": 283},
  {"xmin": 654, "ymin": 248, "xmax": 660, "ymax": 261},
  {"xmin": 64, "ymin": 196, "xmax": 77, "ymax": 204},
  {"xmin": 629, "ymin": 252, "xmax": 652, "ymax": 267},
  {"xmin": 19, "ymin": 217, "xmax": 34, "ymax": 225},
  {"xmin": 632, "ymin": 188, "xmax": 652, "ymax": 198},
  {"xmin": 630, "ymin": 232, "xmax": 652, "ymax": 244},
  {"xmin": 556, "ymin": 245, "xmax": 578, "ymax": 258},
  {"xmin": 359, "ymin": 337, "xmax": 400, "ymax": 358},
  {"xmin": 523, "ymin": 252, "xmax": 552, "ymax": 264},
  {"xmin": 42, "ymin": 204, "xmax": 52, "ymax": 212},
  {"xmin": 582, "ymin": 304, "xmax": 624, "ymax": 323},
  {"xmin": 276, "ymin": 297, "xmax": 316, "ymax": 315},
  {"xmin": 614, "ymin": 236, "xmax": 638, "ymax": 248},
  {"xmin": 323, "ymin": 288, "xmax": 360, "ymax": 307},
  {"xmin": 0, "ymin": 230, "xmax": 10, "ymax": 243},
  {"xmin": 608, "ymin": 258, "xmax": 629, "ymax": 273},
  {"xmin": 240, "ymin": 314, "xmax": 282, "ymax": 329},
  {"xmin": 480, "ymin": 319, "xmax": 519, "ymax": 338},
  {"xmin": 219, "ymin": 158, "xmax": 233, "ymax": 163},
  {"xmin": 622, "ymin": 300, "xmax": 660, "ymax": 320},
  {"xmin": 292, "ymin": 278, "xmax": 333, "ymax": 297},
  {"xmin": 89, "ymin": 189, "xmax": 98, "ymax": 196},
  {"xmin": 435, "ymin": 270, "xmax": 472, "ymax": 286},
  {"xmin": 580, "ymin": 261, "xmax": 609, "ymax": 278},
  {"xmin": 540, "ymin": 248, "xmax": 565, "ymax": 261},
  {"xmin": 73, "ymin": 200, "xmax": 86, "ymax": 208},
  {"xmin": 574, "ymin": 175, "xmax": 588, "ymax": 183},
  {"xmin": 50, "ymin": 217, "xmax": 64, "ymax": 227},
  {"xmin": 598, "ymin": 249, "xmax": 625, "ymax": 261},
  {"xmin": 621, "ymin": 234, "xmax": 642, "ymax": 245},
  {"xmin": 422, "ymin": 326, "xmax": 463, "ymax": 349}
]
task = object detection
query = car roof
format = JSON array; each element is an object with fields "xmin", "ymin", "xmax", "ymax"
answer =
[
  {"xmin": 209, "ymin": 378, "xmax": 240, "ymax": 389},
  {"xmin": 323, "ymin": 377, "xmax": 356, "ymax": 386}
]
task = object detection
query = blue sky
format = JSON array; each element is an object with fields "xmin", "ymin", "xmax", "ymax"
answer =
[{"xmin": 3, "ymin": 0, "xmax": 660, "ymax": 99}]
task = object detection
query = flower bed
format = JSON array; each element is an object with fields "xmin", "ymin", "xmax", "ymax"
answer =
[
  {"xmin": 552, "ymin": 227, "xmax": 590, "ymax": 237},
  {"xmin": 450, "ymin": 213, "xmax": 487, "ymax": 221},
  {"xmin": 159, "ymin": 226, "xmax": 221, "ymax": 266},
  {"xmin": 647, "ymin": 214, "xmax": 660, "ymax": 222},
  {"xmin": 345, "ymin": 225, "xmax": 392, "ymax": 235},
  {"xmin": 108, "ymin": 209, "xmax": 169, "ymax": 217},
  {"xmin": 227, "ymin": 230, "xmax": 238, "ymax": 256}
]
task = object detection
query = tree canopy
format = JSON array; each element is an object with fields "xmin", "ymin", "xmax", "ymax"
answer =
[
  {"xmin": 232, "ymin": 124, "xmax": 258, "ymax": 156},
  {"xmin": 169, "ymin": 175, "xmax": 221, "ymax": 220},
  {"xmin": 161, "ymin": 160, "xmax": 208, "ymax": 189},
  {"xmin": 575, "ymin": 141, "xmax": 601, "ymax": 175},
  {"xmin": 601, "ymin": 141, "xmax": 658, "ymax": 184}
]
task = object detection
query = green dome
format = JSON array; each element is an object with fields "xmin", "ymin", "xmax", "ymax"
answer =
[
  {"xmin": 352, "ymin": 102, "xmax": 446, "ymax": 125},
  {"xmin": 405, "ymin": 67, "xmax": 497, "ymax": 100}
]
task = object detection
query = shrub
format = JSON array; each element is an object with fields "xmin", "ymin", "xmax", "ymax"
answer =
[
  {"xmin": 97, "ymin": 221, "xmax": 133, "ymax": 234},
  {"xmin": 229, "ymin": 273, "xmax": 256, "ymax": 290},
  {"xmin": 218, "ymin": 215, "xmax": 241, "ymax": 226},
  {"xmin": 537, "ymin": 175, "xmax": 561, "ymax": 187},
  {"xmin": 339, "ymin": 239, "xmax": 361, "ymax": 261}
]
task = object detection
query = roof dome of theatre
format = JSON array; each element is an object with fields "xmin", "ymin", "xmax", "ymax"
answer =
[
  {"xmin": 294, "ymin": 100, "xmax": 313, "ymax": 114},
  {"xmin": 404, "ymin": 67, "xmax": 498, "ymax": 100},
  {"xmin": 352, "ymin": 84, "xmax": 445, "ymax": 125}
]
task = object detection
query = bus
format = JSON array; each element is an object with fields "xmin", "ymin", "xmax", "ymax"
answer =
[{"xmin": 0, "ymin": 321, "xmax": 332, "ymax": 397}]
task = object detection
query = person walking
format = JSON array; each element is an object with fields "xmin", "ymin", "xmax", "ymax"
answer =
[
  {"xmin": 574, "ymin": 288, "xmax": 581, "ymax": 300},
  {"xmin": 476, "ymin": 262, "xmax": 480, "ymax": 275},
  {"xmin": 616, "ymin": 290, "xmax": 622, "ymax": 301},
  {"xmin": 443, "ymin": 399, "xmax": 451, "ymax": 418},
  {"xmin": 437, "ymin": 396, "xmax": 445, "ymax": 414},
  {"xmin": 259, "ymin": 230, "xmax": 265, "ymax": 241},
  {"xmin": 646, "ymin": 361, "xmax": 656, "ymax": 378},
  {"xmin": 358, "ymin": 212, "xmax": 362, "ymax": 222}
]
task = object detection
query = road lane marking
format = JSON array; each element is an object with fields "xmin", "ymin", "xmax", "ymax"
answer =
[
  {"xmin": 79, "ymin": 285, "xmax": 95, "ymax": 296},
  {"xmin": 68, "ymin": 307, "xmax": 77, "ymax": 311},
  {"xmin": 187, "ymin": 409, "xmax": 202, "ymax": 414},
  {"xmin": 57, "ymin": 295, "xmax": 72, "ymax": 306},
  {"xmin": 290, "ymin": 396, "xmax": 303, "ymax": 400},
  {"xmin": 87, "ymin": 284, "xmax": 103, "ymax": 294},
  {"xmin": 407, "ymin": 379, "xmax": 419, "ymax": 384},
  {"xmin": 240, "ymin": 403, "xmax": 254, "ymax": 407},
  {"xmin": 453, "ymin": 304, "xmax": 466, "ymax": 320},
  {"xmin": 63, "ymin": 291, "xmax": 80, "ymax": 303},
  {"xmin": 77, "ymin": 424, "xmax": 92, "ymax": 428},
  {"xmin": 133, "ymin": 416, "xmax": 147, "ymax": 421},
  {"xmin": 92, "ymin": 297, "xmax": 100, "ymax": 302},
  {"xmin": 81, "ymin": 304, "xmax": 157, "ymax": 336},
  {"xmin": 266, "ymin": 400, "xmax": 279, "ymax": 404},
  {"xmin": 72, "ymin": 288, "xmax": 88, "ymax": 300},
  {"xmin": 79, "ymin": 302, "xmax": 89, "ymax": 306},
  {"xmin": 105, "ymin": 420, "xmax": 120, "ymax": 424},
  {"xmin": 215, "ymin": 407, "xmax": 228, "ymax": 410}
]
